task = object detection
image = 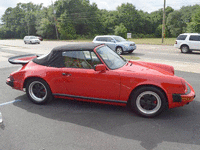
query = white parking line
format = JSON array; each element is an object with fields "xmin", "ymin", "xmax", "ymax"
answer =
[{"xmin": 0, "ymin": 99, "xmax": 21, "ymax": 107}]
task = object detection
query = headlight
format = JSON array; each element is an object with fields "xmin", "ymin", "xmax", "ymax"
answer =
[
  {"xmin": 185, "ymin": 82, "xmax": 191, "ymax": 94},
  {"xmin": 124, "ymin": 44, "xmax": 129, "ymax": 47},
  {"xmin": 181, "ymin": 79, "xmax": 191, "ymax": 94}
]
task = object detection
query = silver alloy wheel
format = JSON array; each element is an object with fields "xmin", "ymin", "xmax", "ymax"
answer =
[
  {"xmin": 116, "ymin": 47, "xmax": 123, "ymax": 55},
  {"xmin": 28, "ymin": 81, "xmax": 47, "ymax": 102},
  {"xmin": 136, "ymin": 91, "xmax": 162, "ymax": 115},
  {"xmin": 181, "ymin": 46, "xmax": 189, "ymax": 53}
]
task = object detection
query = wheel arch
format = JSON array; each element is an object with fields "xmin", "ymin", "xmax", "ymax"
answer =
[
  {"xmin": 115, "ymin": 45, "xmax": 123, "ymax": 51},
  {"xmin": 23, "ymin": 76, "xmax": 50, "ymax": 90},
  {"xmin": 127, "ymin": 84, "xmax": 168, "ymax": 106},
  {"xmin": 180, "ymin": 44, "xmax": 190, "ymax": 49}
]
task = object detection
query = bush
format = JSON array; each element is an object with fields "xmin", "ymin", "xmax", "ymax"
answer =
[{"xmin": 131, "ymin": 33, "xmax": 156, "ymax": 38}]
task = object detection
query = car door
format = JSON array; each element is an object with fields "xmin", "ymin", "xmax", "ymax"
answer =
[
  {"xmin": 61, "ymin": 50, "xmax": 121, "ymax": 100},
  {"xmin": 105, "ymin": 37, "xmax": 116, "ymax": 51},
  {"xmin": 188, "ymin": 35, "xmax": 200, "ymax": 50}
]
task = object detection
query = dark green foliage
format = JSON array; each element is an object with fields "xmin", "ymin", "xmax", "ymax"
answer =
[{"xmin": 0, "ymin": 1, "xmax": 199, "ymax": 39}]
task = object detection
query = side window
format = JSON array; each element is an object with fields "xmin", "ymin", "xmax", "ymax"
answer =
[
  {"xmin": 83, "ymin": 51, "xmax": 102, "ymax": 68},
  {"xmin": 99, "ymin": 37, "xmax": 106, "ymax": 42},
  {"xmin": 62, "ymin": 51, "xmax": 102, "ymax": 69},
  {"xmin": 96, "ymin": 37, "xmax": 101, "ymax": 41},
  {"xmin": 177, "ymin": 35, "xmax": 187, "ymax": 40},
  {"xmin": 189, "ymin": 35, "xmax": 200, "ymax": 41},
  {"xmin": 107, "ymin": 37, "xmax": 112, "ymax": 42}
]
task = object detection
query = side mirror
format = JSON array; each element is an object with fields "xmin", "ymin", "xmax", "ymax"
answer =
[{"xmin": 95, "ymin": 64, "xmax": 107, "ymax": 72}]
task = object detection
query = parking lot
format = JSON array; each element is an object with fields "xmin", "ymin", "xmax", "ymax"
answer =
[{"xmin": 0, "ymin": 40, "xmax": 200, "ymax": 150}]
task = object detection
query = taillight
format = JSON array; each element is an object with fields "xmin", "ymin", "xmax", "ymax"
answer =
[
  {"xmin": 8, "ymin": 75, "xmax": 14, "ymax": 81},
  {"xmin": 175, "ymin": 41, "xmax": 177, "ymax": 44}
]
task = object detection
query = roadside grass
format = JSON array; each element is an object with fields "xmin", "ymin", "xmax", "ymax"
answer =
[
  {"xmin": 44, "ymin": 39, "xmax": 92, "ymax": 42},
  {"xmin": 123, "ymin": 55, "xmax": 140, "ymax": 60},
  {"xmin": 128, "ymin": 38, "xmax": 176, "ymax": 45},
  {"xmin": 5, "ymin": 37, "xmax": 176, "ymax": 45},
  {"xmin": 62, "ymin": 38, "xmax": 176, "ymax": 45}
]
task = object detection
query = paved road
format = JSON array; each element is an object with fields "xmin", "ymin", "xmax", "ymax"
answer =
[
  {"xmin": 0, "ymin": 39, "xmax": 200, "ymax": 73},
  {"xmin": 0, "ymin": 67, "xmax": 199, "ymax": 150},
  {"xmin": 0, "ymin": 40, "xmax": 200, "ymax": 150}
]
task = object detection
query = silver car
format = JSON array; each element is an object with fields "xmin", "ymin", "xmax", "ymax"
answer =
[
  {"xmin": 93, "ymin": 35, "xmax": 136, "ymax": 55},
  {"xmin": 24, "ymin": 36, "xmax": 40, "ymax": 44}
]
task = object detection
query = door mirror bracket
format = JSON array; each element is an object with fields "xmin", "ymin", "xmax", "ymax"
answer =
[{"xmin": 94, "ymin": 64, "xmax": 107, "ymax": 73}]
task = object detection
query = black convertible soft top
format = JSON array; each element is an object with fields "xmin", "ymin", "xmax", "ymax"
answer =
[{"xmin": 33, "ymin": 43, "xmax": 102, "ymax": 67}]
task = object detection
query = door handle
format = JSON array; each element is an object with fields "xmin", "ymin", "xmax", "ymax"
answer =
[{"xmin": 62, "ymin": 73, "xmax": 71, "ymax": 76}]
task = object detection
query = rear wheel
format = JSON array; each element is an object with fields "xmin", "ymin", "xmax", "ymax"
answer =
[
  {"xmin": 130, "ymin": 86, "xmax": 167, "ymax": 117},
  {"xmin": 26, "ymin": 78, "xmax": 53, "ymax": 104},
  {"xmin": 181, "ymin": 45, "xmax": 190, "ymax": 53}
]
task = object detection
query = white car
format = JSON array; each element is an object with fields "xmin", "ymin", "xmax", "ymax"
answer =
[
  {"xmin": 93, "ymin": 35, "xmax": 136, "ymax": 55},
  {"xmin": 174, "ymin": 33, "xmax": 200, "ymax": 53},
  {"xmin": 24, "ymin": 36, "xmax": 40, "ymax": 44}
]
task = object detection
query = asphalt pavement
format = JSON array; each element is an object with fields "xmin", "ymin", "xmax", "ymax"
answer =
[{"xmin": 0, "ymin": 40, "xmax": 200, "ymax": 150}]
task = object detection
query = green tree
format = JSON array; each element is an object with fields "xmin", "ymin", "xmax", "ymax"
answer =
[
  {"xmin": 36, "ymin": 6, "xmax": 57, "ymax": 39},
  {"xmin": 114, "ymin": 23, "xmax": 127, "ymax": 38},
  {"xmin": 1, "ymin": 2, "xmax": 43, "ymax": 38},
  {"xmin": 117, "ymin": 3, "xmax": 140, "ymax": 34},
  {"xmin": 166, "ymin": 10, "xmax": 186, "ymax": 37},
  {"xmin": 186, "ymin": 8, "xmax": 200, "ymax": 33},
  {"xmin": 55, "ymin": 0, "xmax": 102, "ymax": 38},
  {"xmin": 57, "ymin": 11, "xmax": 76, "ymax": 39}
]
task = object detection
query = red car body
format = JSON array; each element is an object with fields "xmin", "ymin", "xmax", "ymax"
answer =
[{"xmin": 6, "ymin": 43, "xmax": 195, "ymax": 117}]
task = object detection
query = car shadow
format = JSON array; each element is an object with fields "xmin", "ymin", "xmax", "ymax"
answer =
[
  {"xmin": 13, "ymin": 94, "xmax": 200, "ymax": 150},
  {"xmin": 188, "ymin": 51, "xmax": 200, "ymax": 55},
  {"xmin": 122, "ymin": 52, "xmax": 144, "ymax": 57}
]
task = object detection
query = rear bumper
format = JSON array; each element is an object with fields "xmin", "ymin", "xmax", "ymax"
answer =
[
  {"xmin": 6, "ymin": 78, "xmax": 14, "ymax": 87},
  {"xmin": 174, "ymin": 44, "xmax": 181, "ymax": 49}
]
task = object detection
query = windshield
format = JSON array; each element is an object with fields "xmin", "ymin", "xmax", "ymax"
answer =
[
  {"xmin": 30, "ymin": 36, "xmax": 37, "ymax": 39},
  {"xmin": 96, "ymin": 46, "xmax": 127, "ymax": 70},
  {"xmin": 113, "ymin": 36, "xmax": 126, "ymax": 42}
]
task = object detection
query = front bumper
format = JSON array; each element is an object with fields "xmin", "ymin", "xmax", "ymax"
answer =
[
  {"xmin": 123, "ymin": 45, "xmax": 136, "ymax": 52},
  {"xmin": 169, "ymin": 82, "xmax": 195, "ymax": 109}
]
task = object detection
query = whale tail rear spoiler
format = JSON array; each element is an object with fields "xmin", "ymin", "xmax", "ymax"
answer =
[{"xmin": 8, "ymin": 54, "xmax": 38, "ymax": 65}]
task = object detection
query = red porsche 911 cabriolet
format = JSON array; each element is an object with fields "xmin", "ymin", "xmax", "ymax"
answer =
[{"xmin": 6, "ymin": 43, "xmax": 195, "ymax": 117}]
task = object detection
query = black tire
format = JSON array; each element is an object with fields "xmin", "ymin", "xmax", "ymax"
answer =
[
  {"xmin": 181, "ymin": 45, "xmax": 190, "ymax": 53},
  {"xmin": 130, "ymin": 86, "xmax": 167, "ymax": 118},
  {"xmin": 24, "ymin": 41, "xmax": 27, "ymax": 44},
  {"xmin": 116, "ymin": 47, "xmax": 123, "ymax": 55},
  {"xmin": 26, "ymin": 78, "xmax": 53, "ymax": 104}
]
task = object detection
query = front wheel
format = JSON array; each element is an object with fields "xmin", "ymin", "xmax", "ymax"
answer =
[
  {"xmin": 130, "ymin": 87, "xmax": 167, "ymax": 117},
  {"xmin": 116, "ymin": 47, "xmax": 123, "ymax": 55},
  {"xmin": 26, "ymin": 78, "xmax": 53, "ymax": 104}
]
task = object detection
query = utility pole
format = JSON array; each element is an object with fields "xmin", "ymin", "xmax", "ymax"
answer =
[
  {"xmin": 52, "ymin": 0, "xmax": 59, "ymax": 40},
  {"xmin": 162, "ymin": 0, "xmax": 166, "ymax": 43}
]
